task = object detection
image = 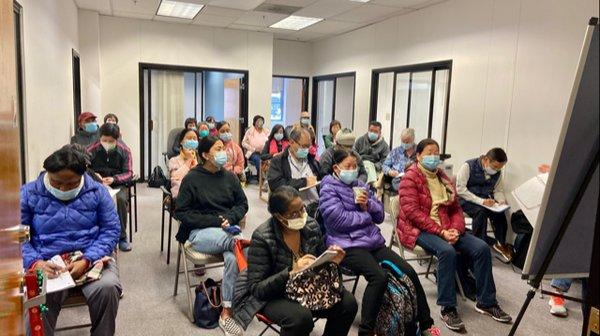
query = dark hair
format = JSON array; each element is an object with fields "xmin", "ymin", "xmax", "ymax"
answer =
[
  {"xmin": 217, "ymin": 121, "xmax": 229, "ymax": 131},
  {"xmin": 184, "ymin": 118, "xmax": 197, "ymax": 128},
  {"xmin": 177, "ymin": 128, "xmax": 199, "ymax": 145},
  {"xmin": 289, "ymin": 127, "xmax": 311, "ymax": 142},
  {"xmin": 329, "ymin": 120, "xmax": 341, "ymax": 134},
  {"xmin": 103, "ymin": 113, "xmax": 119, "ymax": 124},
  {"xmin": 99, "ymin": 123, "xmax": 120, "ymax": 139},
  {"xmin": 268, "ymin": 186, "xmax": 300, "ymax": 215},
  {"xmin": 205, "ymin": 116, "xmax": 215, "ymax": 123},
  {"xmin": 332, "ymin": 148, "xmax": 358, "ymax": 165},
  {"xmin": 369, "ymin": 121, "xmax": 382, "ymax": 129},
  {"xmin": 268, "ymin": 124, "xmax": 287, "ymax": 141},
  {"xmin": 43, "ymin": 146, "xmax": 87, "ymax": 175},
  {"xmin": 198, "ymin": 135, "xmax": 220, "ymax": 164},
  {"xmin": 486, "ymin": 147, "xmax": 508, "ymax": 163},
  {"xmin": 253, "ymin": 115, "xmax": 264, "ymax": 127},
  {"xmin": 416, "ymin": 138, "xmax": 440, "ymax": 154}
]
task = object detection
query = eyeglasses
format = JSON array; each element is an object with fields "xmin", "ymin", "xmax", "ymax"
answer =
[{"xmin": 283, "ymin": 205, "xmax": 306, "ymax": 219}]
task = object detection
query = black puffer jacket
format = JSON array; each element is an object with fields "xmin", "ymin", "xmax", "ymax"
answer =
[{"xmin": 247, "ymin": 217, "xmax": 326, "ymax": 302}]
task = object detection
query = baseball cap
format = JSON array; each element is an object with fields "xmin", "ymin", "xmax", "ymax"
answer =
[{"xmin": 78, "ymin": 112, "xmax": 97, "ymax": 123}]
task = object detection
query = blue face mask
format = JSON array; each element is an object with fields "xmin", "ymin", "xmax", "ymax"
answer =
[
  {"xmin": 301, "ymin": 118, "xmax": 311, "ymax": 126},
  {"xmin": 44, "ymin": 173, "xmax": 84, "ymax": 201},
  {"xmin": 421, "ymin": 155, "xmax": 441, "ymax": 171},
  {"xmin": 213, "ymin": 150, "xmax": 228, "ymax": 168},
  {"xmin": 274, "ymin": 133, "xmax": 284, "ymax": 141},
  {"xmin": 182, "ymin": 139, "xmax": 199, "ymax": 150},
  {"xmin": 338, "ymin": 169, "xmax": 358, "ymax": 185},
  {"xmin": 296, "ymin": 147, "xmax": 309, "ymax": 159},
  {"xmin": 84, "ymin": 122, "xmax": 98, "ymax": 133},
  {"xmin": 219, "ymin": 132, "xmax": 232, "ymax": 142},
  {"xmin": 199, "ymin": 130, "xmax": 209, "ymax": 138},
  {"xmin": 368, "ymin": 132, "xmax": 379, "ymax": 142},
  {"xmin": 401, "ymin": 142, "xmax": 414, "ymax": 150}
]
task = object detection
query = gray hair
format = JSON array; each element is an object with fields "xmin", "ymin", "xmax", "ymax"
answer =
[
  {"xmin": 400, "ymin": 128, "xmax": 415, "ymax": 140},
  {"xmin": 289, "ymin": 127, "xmax": 311, "ymax": 142}
]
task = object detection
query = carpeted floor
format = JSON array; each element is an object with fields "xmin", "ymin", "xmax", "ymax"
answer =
[{"xmin": 56, "ymin": 184, "xmax": 583, "ymax": 336}]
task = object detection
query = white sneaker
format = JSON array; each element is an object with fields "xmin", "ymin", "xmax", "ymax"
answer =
[
  {"xmin": 548, "ymin": 296, "xmax": 568, "ymax": 317},
  {"xmin": 219, "ymin": 316, "xmax": 244, "ymax": 336}
]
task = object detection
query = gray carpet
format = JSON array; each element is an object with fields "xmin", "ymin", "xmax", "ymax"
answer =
[{"xmin": 56, "ymin": 184, "xmax": 583, "ymax": 336}]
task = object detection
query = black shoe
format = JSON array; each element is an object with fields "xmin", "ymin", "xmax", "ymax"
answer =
[
  {"xmin": 440, "ymin": 307, "xmax": 465, "ymax": 331},
  {"xmin": 475, "ymin": 304, "xmax": 512, "ymax": 323}
]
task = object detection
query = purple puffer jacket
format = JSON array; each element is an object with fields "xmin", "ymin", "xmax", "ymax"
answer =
[{"xmin": 319, "ymin": 175, "xmax": 386, "ymax": 250}]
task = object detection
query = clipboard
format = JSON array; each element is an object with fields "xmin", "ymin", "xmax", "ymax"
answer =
[{"xmin": 299, "ymin": 181, "xmax": 320, "ymax": 192}]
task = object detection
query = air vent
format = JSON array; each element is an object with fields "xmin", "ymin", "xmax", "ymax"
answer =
[{"xmin": 255, "ymin": 3, "xmax": 301, "ymax": 15}]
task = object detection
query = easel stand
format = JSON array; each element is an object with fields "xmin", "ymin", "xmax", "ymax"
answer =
[{"xmin": 508, "ymin": 153, "xmax": 599, "ymax": 336}]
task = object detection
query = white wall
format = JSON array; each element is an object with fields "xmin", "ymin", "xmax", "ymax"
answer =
[
  {"xmin": 19, "ymin": 0, "xmax": 79, "ymax": 180},
  {"xmin": 78, "ymin": 10, "xmax": 101, "ymax": 116},
  {"xmin": 273, "ymin": 39, "xmax": 312, "ymax": 77},
  {"xmin": 88, "ymin": 16, "xmax": 274, "ymax": 175},
  {"xmin": 311, "ymin": 0, "xmax": 599, "ymax": 194}
]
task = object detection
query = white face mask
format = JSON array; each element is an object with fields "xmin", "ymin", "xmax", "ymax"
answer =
[
  {"xmin": 101, "ymin": 141, "xmax": 117, "ymax": 152},
  {"xmin": 44, "ymin": 173, "xmax": 84, "ymax": 201},
  {"xmin": 485, "ymin": 166, "xmax": 498, "ymax": 175},
  {"xmin": 285, "ymin": 211, "xmax": 308, "ymax": 230}
]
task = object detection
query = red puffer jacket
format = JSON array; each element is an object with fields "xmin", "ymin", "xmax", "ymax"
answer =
[{"xmin": 397, "ymin": 163, "xmax": 466, "ymax": 249}]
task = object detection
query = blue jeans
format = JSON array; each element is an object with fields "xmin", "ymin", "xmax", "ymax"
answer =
[
  {"xmin": 416, "ymin": 232, "xmax": 497, "ymax": 308},
  {"xmin": 189, "ymin": 227, "xmax": 239, "ymax": 308},
  {"xmin": 550, "ymin": 278, "xmax": 573, "ymax": 292},
  {"xmin": 249, "ymin": 153, "xmax": 261, "ymax": 176}
]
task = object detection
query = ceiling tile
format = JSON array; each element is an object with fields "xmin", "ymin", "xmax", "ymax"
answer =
[
  {"xmin": 332, "ymin": 4, "xmax": 406, "ymax": 23},
  {"xmin": 193, "ymin": 13, "xmax": 239, "ymax": 26},
  {"xmin": 407, "ymin": 0, "xmax": 448, "ymax": 9},
  {"xmin": 369, "ymin": 0, "xmax": 422, "ymax": 8},
  {"xmin": 294, "ymin": 0, "xmax": 362, "ymax": 19},
  {"xmin": 153, "ymin": 15, "xmax": 194, "ymax": 23},
  {"xmin": 233, "ymin": 10, "xmax": 288, "ymax": 27},
  {"xmin": 113, "ymin": 10, "xmax": 155, "ymax": 19},
  {"xmin": 207, "ymin": 0, "xmax": 265, "ymax": 11},
  {"xmin": 111, "ymin": 0, "xmax": 159, "ymax": 15},
  {"xmin": 200, "ymin": 5, "xmax": 245, "ymax": 17},
  {"xmin": 263, "ymin": 0, "xmax": 318, "ymax": 7},
  {"xmin": 227, "ymin": 23, "xmax": 265, "ymax": 32},
  {"xmin": 287, "ymin": 30, "xmax": 326, "ymax": 42},
  {"xmin": 76, "ymin": 0, "xmax": 112, "ymax": 15},
  {"xmin": 302, "ymin": 19, "xmax": 360, "ymax": 35}
]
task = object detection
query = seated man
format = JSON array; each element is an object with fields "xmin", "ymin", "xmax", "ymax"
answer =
[
  {"xmin": 456, "ymin": 147, "xmax": 512, "ymax": 262},
  {"xmin": 319, "ymin": 128, "xmax": 368, "ymax": 183},
  {"xmin": 353, "ymin": 121, "xmax": 390, "ymax": 183},
  {"xmin": 88, "ymin": 123, "xmax": 134, "ymax": 251},
  {"xmin": 22, "ymin": 145, "xmax": 122, "ymax": 335},
  {"xmin": 70, "ymin": 112, "xmax": 99, "ymax": 147},
  {"xmin": 382, "ymin": 128, "xmax": 417, "ymax": 191},
  {"xmin": 286, "ymin": 111, "xmax": 318, "ymax": 156},
  {"xmin": 268, "ymin": 127, "xmax": 321, "ymax": 217}
]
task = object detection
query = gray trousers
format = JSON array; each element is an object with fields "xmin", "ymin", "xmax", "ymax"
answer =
[{"xmin": 42, "ymin": 262, "xmax": 122, "ymax": 336}]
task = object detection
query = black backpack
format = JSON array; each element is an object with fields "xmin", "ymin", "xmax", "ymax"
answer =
[
  {"xmin": 510, "ymin": 210, "xmax": 534, "ymax": 269},
  {"xmin": 148, "ymin": 166, "xmax": 168, "ymax": 188}
]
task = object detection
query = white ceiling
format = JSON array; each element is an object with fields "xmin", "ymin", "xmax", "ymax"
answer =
[{"xmin": 75, "ymin": 0, "xmax": 448, "ymax": 42}]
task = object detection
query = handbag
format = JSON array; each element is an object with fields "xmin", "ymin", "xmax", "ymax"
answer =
[
  {"xmin": 147, "ymin": 166, "xmax": 168, "ymax": 188},
  {"xmin": 285, "ymin": 262, "xmax": 343, "ymax": 310},
  {"xmin": 193, "ymin": 278, "xmax": 222, "ymax": 329}
]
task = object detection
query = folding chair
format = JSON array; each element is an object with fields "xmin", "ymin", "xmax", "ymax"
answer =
[
  {"xmin": 54, "ymin": 289, "xmax": 92, "ymax": 332},
  {"xmin": 256, "ymin": 313, "xmax": 320, "ymax": 336},
  {"xmin": 388, "ymin": 196, "xmax": 466, "ymax": 300},
  {"xmin": 125, "ymin": 174, "xmax": 139, "ymax": 241},
  {"xmin": 173, "ymin": 239, "xmax": 224, "ymax": 322},
  {"xmin": 258, "ymin": 159, "xmax": 270, "ymax": 202},
  {"xmin": 160, "ymin": 186, "xmax": 175, "ymax": 264}
]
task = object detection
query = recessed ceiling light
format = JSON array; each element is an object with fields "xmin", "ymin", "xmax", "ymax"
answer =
[
  {"xmin": 156, "ymin": 0, "xmax": 204, "ymax": 20},
  {"xmin": 270, "ymin": 15, "xmax": 323, "ymax": 31}
]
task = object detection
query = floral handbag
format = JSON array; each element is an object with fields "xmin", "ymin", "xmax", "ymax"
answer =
[{"xmin": 285, "ymin": 262, "xmax": 343, "ymax": 310}]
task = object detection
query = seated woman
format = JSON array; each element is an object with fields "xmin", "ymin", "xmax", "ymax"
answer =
[
  {"xmin": 398, "ymin": 138, "xmax": 512, "ymax": 332},
  {"xmin": 260, "ymin": 124, "xmax": 289, "ymax": 161},
  {"xmin": 319, "ymin": 148, "xmax": 439, "ymax": 336},
  {"xmin": 247, "ymin": 186, "xmax": 358, "ymax": 336},
  {"xmin": 22, "ymin": 145, "xmax": 122, "ymax": 335},
  {"xmin": 206, "ymin": 115, "xmax": 219, "ymax": 137},
  {"xmin": 217, "ymin": 121, "xmax": 246, "ymax": 183},
  {"xmin": 175, "ymin": 136, "xmax": 248, "ymax": 336},
  {"xmin": 323, "ymin": 119, "xmax": 341, "ymax": 149},
  {"xmin": 382, "ymin": 128, "xmax": 416, "ymax": 191},
  {"xmin": 242, "ymin": 115, "xmax": 269, "ymax": 177},
  {"xmin": 197, "ymin": 121, "xmax": 210, "ymax": 140},
  {"xmin": 168, "ymin": 129, "xmax": 199, "ymax": 198}
]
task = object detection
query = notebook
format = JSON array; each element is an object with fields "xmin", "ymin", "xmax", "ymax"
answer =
[{"xmin": 46, "ymin": 255, "xmax": 76, "ymax": 293}]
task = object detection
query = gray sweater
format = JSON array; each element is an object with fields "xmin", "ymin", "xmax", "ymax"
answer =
[
  {"xmin": 353, "ymin": 134, "xmax": 390, "ymax": 171},
  {"xmin": 70, "ymin": 129, "xmax": 99, "ymax": 147},
  {"xmin": 319, "ymin": 146, "xmax": 368, "ymax": 183}
]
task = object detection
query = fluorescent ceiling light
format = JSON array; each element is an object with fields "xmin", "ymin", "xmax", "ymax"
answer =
[
  {"xmin": 270, "ymin": 15, "xmax": 323, "ymax": 31},
  {"xmin": 157, "ymin": 0, "xmax": 203, "ymax": 20}
]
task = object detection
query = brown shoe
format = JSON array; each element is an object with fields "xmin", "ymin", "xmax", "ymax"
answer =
[{"xmin": 493, "ymin": 243, "xmax": 513, "ymax": 263}]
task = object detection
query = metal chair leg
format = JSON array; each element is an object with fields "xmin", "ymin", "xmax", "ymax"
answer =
[
  {"xmin": 455, "ymin": 272, "xmax": 467, "ymax": 301},
  {"xmin": 174, "ymin": 245, "xmax": 182, "ymax": 296},
  {"xmin": 351, "ymin": 276, "xmax": 360, "ymax": 294},
  {"xmin": 160, "ymin": 203, "xmax": 165, "ymax": 252},
  {"xmin": 167, "ymin": 211, "xmax": 173, "ymax": 265},
  {"xmin": 133, "ymin": 183, "xmax": 138, "ymax": 232},
  {"xmin": 424, "ymin": 255, "xmax": 434, "ymax": 278},
  {"xmin": 128, "ymin": 197, "xmax": 133, "ymax": 243},
  {"xmin": 182, "ymin": 248, "xmax": 195, "ymax": 323}
]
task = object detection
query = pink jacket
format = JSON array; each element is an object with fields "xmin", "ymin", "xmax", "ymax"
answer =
[
  {"xmin": 168, "ymin": 155, "xmax": 197, "ymax": 198},
  {"xmin": 224, "ymin": 141, "xmax": 245, "ymax": 175},
  {"xmin": 242, "ymin": 127, "xmax": 269, "ymax": 153}
]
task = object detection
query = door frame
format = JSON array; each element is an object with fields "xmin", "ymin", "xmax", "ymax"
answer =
[
  {"xmin": 138, "ymin": 62, "xmax": 249, "ymax": 179},
  {"xmin": 310, "ymin": 71, "xmax": 356, "ymax": 140},
  {"xmin": 272, "ymin": 75, "xmax": 310, "ymax": 113}
]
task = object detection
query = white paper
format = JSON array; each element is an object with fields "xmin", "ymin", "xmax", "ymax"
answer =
[
  {"xmin": 299, "ymin": 181, "xmax": 320, "ymax": 192},
  {"xmin": 298, "ymin": 250, "xmax": 338, "ymax": 272},
  {"xmin": 513, "ymin": 174, "xmax": 547, "ymax": 209},
  {"xmin": 481, "ymin": 203, "xmax": 510, "ymax": 213},
  {"xmin": 46, "ymin": 255, "xmax": 76, "ymax": 293}
]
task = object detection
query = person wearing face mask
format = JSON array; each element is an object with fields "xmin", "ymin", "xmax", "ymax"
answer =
[
  {"xmin": 184, "ymin": 117, "xmax": 198, "ymax": 131},
  {"xmin": 21, "ymin": 145, "xmax": 122, "ymax": 335},
  {"xmin": 247, "ymin": 186, "xmax": 357, "ymax": 336},
  {"xmin": 287, "ymin": 111, "xmax": 317, "ymax": 155},
  {"xmin": 168, "ymin": 129, "xmax": 199, "ymax": 198},
  {"xmin": 319, "ymin": 128, "xmax": 368, "ymax": 183},
  {"xmin": 175, "ymin": 136, "xmax": 248, "ymax": 336},
  {"xmin": 319, "ymin": 149, "xmax": 439, "ymax": 336},
  {"xmin": 217, "ymin": 121, "xmax": 246, "ymax": 183},
  {"xmin": 353, "ymin": 121, "xmax": 390, "ymax": 184},
  {"xmin": 323, "ymin": 120, "xmax": 341, "ymax": 149},
  {"xmin": 456, "ymin": 147, "xmax": 512, "ymax": 262},
  {"xmin": 206, "ymin": 115, "xmax": 219, "ymax": 137},
  {"xmin": 260, "ymin": 124, "xmax": 289, "ymax": 161},
  {"xmin": 383, "ymin": 128, "xmax": 417, "ymax": 191},
  {"xmin": 197, "ymin": 121, "xmax": 211, "ymax": 139},
  {"xmin": 70, "ymin": 112, "xmax": 100, "ymax": 147},
  {"xmin": 87, "ymin": 123, "xmax": 133, "ymax": 251},
  {"xmin": 242, "ymin": 115, "xmax": 269, "ymax": 182},
  {"xmin": 398, "ymin": 139, "xmax": 511, "ymax": 332},
  {"xmin": 268, "ymin": 127, "xmax": 321, "ymax": 217}
]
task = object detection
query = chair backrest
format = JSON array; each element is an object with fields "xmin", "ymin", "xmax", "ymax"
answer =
[
  {"xmin": 167, "ymin": 127, "xmax": 185, "ymax": 158},
  {"xmin": 389, "ymin": 195, "xmax": 400, "ymax": 221}
]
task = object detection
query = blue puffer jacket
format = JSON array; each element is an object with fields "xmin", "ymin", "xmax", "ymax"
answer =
[
  {"xmin": 21, "ymin": 172, "xmax": 120, "ymax": 269},
  {"xmin": 319, "ymin": 174, "xmax": 386, "ymax": 250}
]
